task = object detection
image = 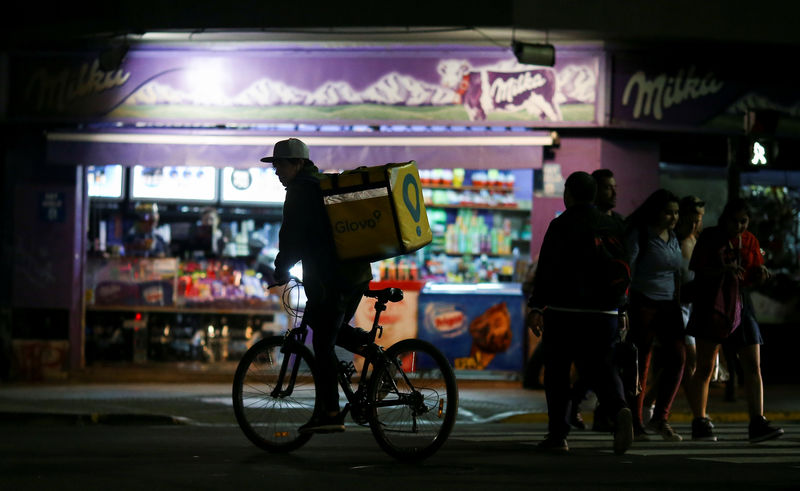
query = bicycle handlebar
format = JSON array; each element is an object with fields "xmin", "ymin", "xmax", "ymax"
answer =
[{"xmin": 364, "ymin": 288, "xmax": 403, "ymax": 304}]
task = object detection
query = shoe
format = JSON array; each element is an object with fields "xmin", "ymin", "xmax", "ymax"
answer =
[
  {"xmin": 642, "ymin": 403, "xmax": 655, "ymax": 424},
  {"xmin": 537, "ymin": 435, "xmax": 569, "ymax": 453},
  {"xmin": 376, "ymin": 361, "xmax": 399, "ymax": 401},
  {"xmin": 633, "ymin": 426, "xmax": 650, "ymax": 442},
  {"xmin": 298, "ymin": 412, "xmax": 346, "ymax": 434},
  {"xmin": 569, "ymin": 411, "xmax": 586, "ymax": 430},
  {"xmin": 646, "ymin": 419, "xmax": 683, "ymax": 442},
  {"xmin": 613, "ymin": 408, "xmax": 633, "ymax": 455},
  {"xmin": 691, "ymin": 417, "xmax": 718, "ymax": 442},
  {"xmin": 749, "ymin": 416, "xmax": 784, "ymax": 443}
]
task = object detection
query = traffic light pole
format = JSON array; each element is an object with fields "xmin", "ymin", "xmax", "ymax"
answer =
[{"xmin": 727, "ymin": 135, "xmax": 742, "ymax": 202}]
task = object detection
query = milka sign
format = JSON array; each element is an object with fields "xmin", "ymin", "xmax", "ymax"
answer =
[
  {"xmin": 24, "ymin": 59, "xmax": 130, "ymax": 112},
  {"xmin": 621, "ymin": 66, "xmax": 724, "ymax": 120},
  {"xmin": 490, "ymin": 71, "xmax": 548, "ymax": 103}
]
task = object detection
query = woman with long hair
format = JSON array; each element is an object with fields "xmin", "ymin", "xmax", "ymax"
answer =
[
  {"xmin": 686, "ymin": 198, "xmax": 783, "ymax": 442},
  {"xmin": 624, "ymin": 189, "xmax": 686, "ymax": 441},
  {"xmin": 640, "ymin": 195, "xmax": 705, "ymax": 421}
]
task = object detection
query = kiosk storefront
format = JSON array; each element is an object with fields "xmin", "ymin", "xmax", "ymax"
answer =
[{"xmin": 6, "ymin": 41, "xmax": 618, "ymax": 379}]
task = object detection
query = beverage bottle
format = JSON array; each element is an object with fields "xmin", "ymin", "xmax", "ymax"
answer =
[{"xmin": 398, "ymin": 260, "xmax": 408, "ymax": 281}]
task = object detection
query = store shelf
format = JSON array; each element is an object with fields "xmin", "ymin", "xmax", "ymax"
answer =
[
  {"xmin": 86, "ymin": 304, "xmax": 283, "ymax": 316},
  {"xmin": 422, "ymin": 184, "xmax": 515, "ymax": 193},
  {"xmin": 426, "ymin": 203, "xmax": 530, "ymax": 212},
  {"xmin": 427, "ymin": 249, "xmax": 523, "ymax": 257}
]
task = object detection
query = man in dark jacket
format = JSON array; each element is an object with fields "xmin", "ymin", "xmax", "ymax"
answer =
[
  {"xmin": 567, "ymin": 168, "xmax": 627, "ymax": 431},
  {"xmin": 526, "ymin": 171, "xmax": 633, "ymax": 454},
  {"xmin": 262, "ymin": 138, "xmax": 373, "ymax": 433}
]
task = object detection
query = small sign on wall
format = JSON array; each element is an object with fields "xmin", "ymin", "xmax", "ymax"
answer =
[
  {"xmin": 541, "ymin": 163, "xmax": 565, "ymax": 198},
  {"xmin": 39, "ymin": 192, "xmax": 65, "ymax": 223}
]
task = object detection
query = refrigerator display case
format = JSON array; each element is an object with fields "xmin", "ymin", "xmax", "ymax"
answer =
[{"xmin": 417, "ymin": 282, "xmax": 525, "ymax": 373}]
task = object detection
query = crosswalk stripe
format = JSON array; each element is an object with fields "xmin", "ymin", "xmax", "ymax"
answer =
[
  {"xmin": 453, "ymin": 423, "xmax": 799, "ymax": 465},
  {"xmin": 691, "ymin": 457, "xmax": 800, "ymax": 464},
  {"xmin": 625, "ymin": 448, "xmax": 800, "ymax": 456}
]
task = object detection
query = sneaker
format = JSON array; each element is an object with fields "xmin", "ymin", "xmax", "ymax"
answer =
[
  {"xmin": 749, "ymin": 416, "xmax": 784, "ymax": 443},
  {"xmin": 537, "ymin": 435, "xmax": 569, "ymax": 453},
  {"xmin": 646, "ymin": 419, "xmax": 683, "ymax": 442},
  {"xmin": 376, "ymin": 361, "xmax": 399, "ymax": 401},
  {"xmin": 569, "ymin": 411, "xmax": 586, "ymax": 430},
  {"xmin": 298, "ymin": 412, "xmax": 345, "ymax": 434},
  {"xmin": 613, "ymin": 408, "xmax": 633, "ymax": 455},
  {"xmin": 633, "ymin": 426, "xmax": 651, "ymax": 442},
  {"xmin": 691, "ymin": 417, "xmax": 718, "ymax": 442}
]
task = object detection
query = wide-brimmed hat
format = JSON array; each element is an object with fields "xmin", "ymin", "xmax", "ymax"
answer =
[{"xmin": 260, "ymin": 138, "xmax": 310, "ymax": 163}]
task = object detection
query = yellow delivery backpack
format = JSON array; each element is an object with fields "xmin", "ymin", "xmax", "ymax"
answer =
[{"xmin": 319, "ymin": 161, "xmax": 432, "ymax": 262}]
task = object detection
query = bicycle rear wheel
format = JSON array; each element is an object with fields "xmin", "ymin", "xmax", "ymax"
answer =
[
  {"xmin": 367, "ymin": 339, "xmax": 458, "ymax": 461},
  {"xmin": 232, "ymin": 336, "xmax": 317, "ymax": 452}
]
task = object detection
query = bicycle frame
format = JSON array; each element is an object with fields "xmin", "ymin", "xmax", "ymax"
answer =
[
  {"xmin": 270, "ymin": 293, "xmax": 414, "ymax": 415},
  {"xmin": 270, "ymin": 322, "xmax": 310, "ymax": 399}
]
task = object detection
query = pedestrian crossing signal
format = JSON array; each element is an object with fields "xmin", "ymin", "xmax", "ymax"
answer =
[{"xmin": 748, "ymin": 138, "xmax": 776, "ymax": 168}]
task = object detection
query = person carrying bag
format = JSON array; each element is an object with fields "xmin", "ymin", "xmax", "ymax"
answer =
[
  {"xmin": 686, "ymin": 234, "xmax": 742, "ymax": 340},
  {"xmin": 685, "ymin": 198, "xmax": 783, "ymax": 443}
]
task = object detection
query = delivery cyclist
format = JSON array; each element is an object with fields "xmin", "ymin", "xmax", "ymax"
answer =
[{"xmin": 262, "ymin": 138, "xmax": 373, "ymax": 434}]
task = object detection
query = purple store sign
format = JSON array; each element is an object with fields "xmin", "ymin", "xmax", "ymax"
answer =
[
  {"xmin": 10, "ymin": 46, "xmax": 603, "ymax": 126},
  {"xmin": 611, "ymin": 52, "xmax": 800, "ymax": 130}
]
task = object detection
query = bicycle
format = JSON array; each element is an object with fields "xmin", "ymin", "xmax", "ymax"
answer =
[{"xmin": 232, "ymin": 283, "xmax": 459, "ymax": 461}]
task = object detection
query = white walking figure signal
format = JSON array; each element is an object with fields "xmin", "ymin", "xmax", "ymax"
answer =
[{"xmin": 751, "ymin": 141, "xmax": 768, "ymax": 166}]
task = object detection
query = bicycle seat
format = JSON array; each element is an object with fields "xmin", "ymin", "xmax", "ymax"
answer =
[{"xmin": 364, "ymin": 288, "xmax": 403, "ymax": 303}]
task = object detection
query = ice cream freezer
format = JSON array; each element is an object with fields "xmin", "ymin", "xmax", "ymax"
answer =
[{"xmin": 417, "ymin": 282, "xmax": 525, "ymax": 373}]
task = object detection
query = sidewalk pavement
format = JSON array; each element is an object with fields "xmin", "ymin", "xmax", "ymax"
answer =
[{"xmin": 1, "ymin": 362, "xmax": 798, "ymax": 426}]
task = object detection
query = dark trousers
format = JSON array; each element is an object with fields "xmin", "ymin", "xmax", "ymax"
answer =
[
  {"xmin": 542, "ymin": 310, "xmax": 627, "ymax": 439},
  {"xmin": 305, "ymin": 281, "xmax": 371, "ymax": 414},
  {"xmin": 627, "ymin": 291, "xmax": 686, "ymax": 427}
]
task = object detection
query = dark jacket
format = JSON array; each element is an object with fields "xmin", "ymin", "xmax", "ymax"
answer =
[
  {"xmin": 528, "ymin": 203, "xmax": 626, "ymax": 312},
  {"xmin": 274, "ymin": 163, "xmax": 372, "ymax": 300}
]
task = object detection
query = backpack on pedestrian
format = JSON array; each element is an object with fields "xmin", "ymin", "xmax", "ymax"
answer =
[{"xmin": 590, "ymin": 227, "xmax": 631, "ymax": 309}]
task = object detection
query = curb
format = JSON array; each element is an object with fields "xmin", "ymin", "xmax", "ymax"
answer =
[{"xmin": 0, "ymin": 411, "xmax": 193, "ymax": 426}]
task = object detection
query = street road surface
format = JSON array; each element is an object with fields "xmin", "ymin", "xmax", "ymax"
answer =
[{"xmin": 1, "ymin": 422, "xmax": 798, "ymax": 490}]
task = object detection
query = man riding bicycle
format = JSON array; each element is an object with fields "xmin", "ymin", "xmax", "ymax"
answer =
[{"xmin": 262, "ymin": 138, "xmax": 373, "ymax": 434}]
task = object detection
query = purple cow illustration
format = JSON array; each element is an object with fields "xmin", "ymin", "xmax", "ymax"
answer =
[{"xmin": 437, "ymin": 59, "xmax": 562, "ymax": 121}]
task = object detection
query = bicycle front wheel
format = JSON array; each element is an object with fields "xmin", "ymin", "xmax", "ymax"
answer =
[
  {"xmin": 232, "ymin": 336, "xmax": 317, "ymax": 452},
  {"xmin": 367, "ymin": 339, "xmax": 459, "ymax": 461}
]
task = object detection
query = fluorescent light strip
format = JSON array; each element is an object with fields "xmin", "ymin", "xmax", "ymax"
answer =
[{"xmin": 47, "ymin": 133, "xmax": 553, "ymax": 147}]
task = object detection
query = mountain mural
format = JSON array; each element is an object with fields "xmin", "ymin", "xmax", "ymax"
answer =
[{"xmin": 123, "ymin": 71, "xmax": 459, "ymax": 107}]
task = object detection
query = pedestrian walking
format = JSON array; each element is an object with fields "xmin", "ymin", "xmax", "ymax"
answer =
[
  {"xmin": 624, "ymin": 189, "xmax": 686, "ymax": 441},
  {"xmin": 686, "ymin": 198, "xmax": 784, "ymax": 443},
  {"xmin": 641, "ymin": 195, "xmax": 706, "ymax": 421},
  {"xmin": 526, "ymin": 171, "xmax": 633, "ymax": 455},
  {"xmin": 569, "ymin": 169, "xmax": 627, "ymax": 432},
  {"xmin": 676, "ymin": 196, "xmax": 706, "ymax": 381}
]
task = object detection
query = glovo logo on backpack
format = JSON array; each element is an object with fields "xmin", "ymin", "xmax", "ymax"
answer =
[{"xmin": 334, "ymin": 209, "xmax": 383, "ymax": 234}]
